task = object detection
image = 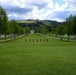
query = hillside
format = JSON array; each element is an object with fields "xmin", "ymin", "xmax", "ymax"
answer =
[{"xmin": 17, "ymin": 19, "xmax": 65, "ymax": 28}]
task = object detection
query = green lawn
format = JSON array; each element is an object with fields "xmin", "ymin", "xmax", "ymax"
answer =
[{"xmin": 0, "ymin": 33, "xmax": 76, "ymax": 75}]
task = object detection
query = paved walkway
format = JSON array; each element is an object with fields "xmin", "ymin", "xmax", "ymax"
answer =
[
  {"xmin": 0, "ymin": 34, "xmax": 25, "ymax": 43},
  {"xmin": 38, "ymin": 33, "xmax": 76, "ymax": 42}
]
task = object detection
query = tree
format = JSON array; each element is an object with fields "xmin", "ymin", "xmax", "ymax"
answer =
[
  {"xmin": 0, "ymin": 6, "xmax": 8, "ymax": 41},
  {"xmin": 73, "ymin": 15, "xmax": 76, "ymax": 40},
  {"xmin": 9, "ymin": 20, "xmax": 28, "ymax": 39},
  {"xmin": 11, "ymin": 20, "xmax": 20, "ymax": 39},
  {"xmin": 34, "ymin": 27, "xmax": 41, "ymax": 33},
  {"xmin": 57, "ymin": 25, "xmax": 65, "ymax": 40},
  {"xmin": 35, "ymin": 26, "xmax": 48, "ymax": 34},
  {"xmin": 51, "ymin": 26, "xmax": 58, "ymax": 37},
  {"xmin": 25, "ymin": 27, "xmax": 30, "ymax": 34},
  {"xmin": 19, "ymin": 26, "xmax": 24, "ymax": 35},
  {"xmin": 65, "ymin": 14, "xmax": 74, "ymax": 41},
  {"xmin": 22, "ymin": 28, "xmax": 26, "ymax": 34},
  {"xmin": 8, "ymin": 21, "xmax": 14, "ymax": 40}
]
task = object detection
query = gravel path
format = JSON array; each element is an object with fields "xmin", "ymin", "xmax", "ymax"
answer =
[{"xmin": 38, "ymin": 33, "xmax": 76, "ymax": 42}]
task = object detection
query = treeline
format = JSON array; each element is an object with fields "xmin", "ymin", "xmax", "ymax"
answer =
[
  {"xmin": 35, "ymin": 27, "xmax": 48, "ymax": 34},
  {"xmin": 0, "ymin": 5, "xmax": 76, "ymax": 42},
  {"xmin": 35, "ymin": 14, "xmax": 76, "ymax": 41},
  {"xmin": 0, "ymin": 6, "xmax": 30, "ymax": 41}
]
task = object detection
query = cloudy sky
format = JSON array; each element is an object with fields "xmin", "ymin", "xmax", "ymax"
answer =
[{"xmin": 0, "ymin": 0, "xmax": 76, "ymax": 22}]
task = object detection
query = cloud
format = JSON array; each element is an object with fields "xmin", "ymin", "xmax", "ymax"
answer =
[
  {"xmin": 0, "ymin": 0, "xmax": 76, "ymax": 22},
  {"xmin": 29, "ymin": 0, "xmax": 54, "ymax": 9},
  {"xmin": 29, "ymin": 0, "xmax": 47, "ymax": 9},
  {"xmin": 63, "ymin": 0, "xmax": 76, "ymax": 13},
  {"xmin": 45, "ymin": 0, "xmax": 76, "ymax": 22},
  {"xmin": 5, "ymin": 6, "xmax": 33, "ymax": 14}
]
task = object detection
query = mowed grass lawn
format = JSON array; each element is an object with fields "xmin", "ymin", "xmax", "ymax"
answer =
[{"xmin": 0, "ymin": 34, "xmax": 76, "ymax": 75}]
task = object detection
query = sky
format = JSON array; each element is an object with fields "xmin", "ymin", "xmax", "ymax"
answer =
[{"xmin": 0, "ymin": 0, "xmax": 76, "ymax": 22}]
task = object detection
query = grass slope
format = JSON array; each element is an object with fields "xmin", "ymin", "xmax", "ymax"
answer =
[
  {"xmin": 0, "ymin": 34, "xmax": 76, "ymax": 75},
  {"xmin": 17, "ymin": 20, "xmax": 36, "ymax": 23}
]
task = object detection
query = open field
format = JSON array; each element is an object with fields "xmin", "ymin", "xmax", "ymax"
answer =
[
  {"xmin": 17, "ymin": 20, "xmax": 36, "ymax": 23},
  {"xmin": 0, "ymin": 34, "xmax": 76, "ymax": 75}
]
